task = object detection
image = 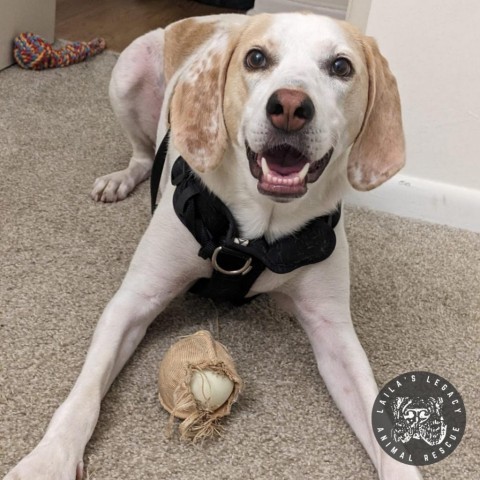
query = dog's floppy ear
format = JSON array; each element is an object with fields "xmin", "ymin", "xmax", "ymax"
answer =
[
  {"xmin": 164, "ymin": 15, "xmax": 247, "ymax": 173},
  {"xmin": 348, "ymin": 36, "xmax": 405, "ymax": 191}
]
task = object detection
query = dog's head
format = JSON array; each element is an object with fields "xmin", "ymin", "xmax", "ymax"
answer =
[{"xmin": 164, "ymin": 13, "xmax": 404, "ymax": 203}]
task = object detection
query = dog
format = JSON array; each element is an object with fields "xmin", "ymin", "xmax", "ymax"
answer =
[{"xmin": 4, "ymin": 12, "xmax": 423, "ymax": 480}]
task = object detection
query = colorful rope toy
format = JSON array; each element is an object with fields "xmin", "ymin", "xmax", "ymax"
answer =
[{"xmin": 13, "ymin": 33, "xmax": 106, "ymax": 70}]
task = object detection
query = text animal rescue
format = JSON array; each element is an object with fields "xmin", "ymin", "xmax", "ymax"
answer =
[{"xmin": 375, "ymin": 426, "xmax": 462, "ymax": 463}]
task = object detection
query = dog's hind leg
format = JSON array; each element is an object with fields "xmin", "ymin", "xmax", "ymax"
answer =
[{"xmin": 92, "ymin": 29, "xmax": 166, "ymax": 202}]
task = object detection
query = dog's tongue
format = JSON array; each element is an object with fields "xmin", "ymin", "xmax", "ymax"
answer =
[{"xmin": 263, "ymin": 145, "xmax": 308, "ymax": 175}]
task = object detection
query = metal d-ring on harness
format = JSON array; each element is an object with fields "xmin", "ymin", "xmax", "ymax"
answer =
[
  {"xmin": 150, "ymin": 131, "xmax": 341, "ymax": 305},
  {"xmin": 211, "ymin": 245, "xmax": 253, "ymax": 276}
]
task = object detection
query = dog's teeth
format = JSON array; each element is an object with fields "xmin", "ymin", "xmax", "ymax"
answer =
[
  {"xmin": 261, "ymin": 157, "xmax": 271, "ymax": 176},
  {"xmin": 298, "ymin": 163, "xmax": 310, "ymax": 181}
]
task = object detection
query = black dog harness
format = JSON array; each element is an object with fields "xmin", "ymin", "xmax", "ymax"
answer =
[{"xmin": 151, "ymin": 132, "xmax": 341, "ymax": 304}]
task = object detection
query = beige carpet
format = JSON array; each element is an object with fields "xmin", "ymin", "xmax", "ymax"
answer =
[{"xmin": 1, "ymin": 52, "xmax": 479, "ymax": 480}]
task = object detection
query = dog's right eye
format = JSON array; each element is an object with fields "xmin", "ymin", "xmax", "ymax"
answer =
[
  {"xmin": 330, "ymin": 57, "xmax": 353, "ymax": 78},
  {"xmin": 245, "ymin": 49, "xmax": 268, "ymax": 70}
]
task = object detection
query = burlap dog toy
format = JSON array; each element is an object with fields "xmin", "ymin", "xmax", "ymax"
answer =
[{"xmin": 158, "ymin": 330, "xmax": 243, "ymax": 441}]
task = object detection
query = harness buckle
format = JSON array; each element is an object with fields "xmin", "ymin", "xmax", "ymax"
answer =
[{"xmin": 211, "ymin": 246, "xmax": 253, "ymax": 276}]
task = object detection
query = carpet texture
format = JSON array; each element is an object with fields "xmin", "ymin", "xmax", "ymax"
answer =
[{"xmin": 1, "ymin": 52, "xmax": 479, "ymax": 480}]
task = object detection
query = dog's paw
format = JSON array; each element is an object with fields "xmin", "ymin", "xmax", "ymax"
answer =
[
  {"xmin": 91, "ymin": 169, "xmax": 138, "ymax": 202},
  {"xmin": 3, "ymin": 443, "xmax": 82, "ymax": 480}
]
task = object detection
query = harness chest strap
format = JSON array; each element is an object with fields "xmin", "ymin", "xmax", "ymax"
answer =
[{"xmin": 151, "ymin": 132, "xmax": 341, "ymax": 304}]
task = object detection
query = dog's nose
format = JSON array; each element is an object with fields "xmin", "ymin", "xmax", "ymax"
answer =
[{"xmin": 266, "ymin": 88, "xmax": 315, "ymax": 132}]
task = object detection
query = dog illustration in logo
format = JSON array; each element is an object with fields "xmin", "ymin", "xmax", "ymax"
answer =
[{"xmin": 391, "ymin": 397, "xmax": 447, "ymax": 446}]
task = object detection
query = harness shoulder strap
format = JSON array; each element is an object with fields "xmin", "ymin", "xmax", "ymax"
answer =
[{"xmin": 150, "ymin": 131, "xmax": 170, "ymax": 214}]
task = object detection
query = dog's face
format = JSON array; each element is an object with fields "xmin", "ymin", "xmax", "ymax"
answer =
[
  {"xmin": 224, "ymin": 14, "xmax": 368, "ymax": 202},
  {"xmin": 164, "ymin": 13, "xmax": 404, "ymax": 204}
]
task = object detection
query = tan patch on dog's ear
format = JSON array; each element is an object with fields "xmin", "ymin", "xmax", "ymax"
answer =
[
  {"xmin": 164, "ymin": 15, "xmax": 248, "ymax": 172},
  {"xmin": 164, "ymin": 18, "xmax": 216, "ymax": 84},
  {"xmin": 348, "ymin": 35, "xmax": 405, "ymax": 191}
]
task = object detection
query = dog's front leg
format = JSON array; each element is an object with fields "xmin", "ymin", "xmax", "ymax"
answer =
[
  {"xmin": 4, "ymin": 289, "xmax": 166, "ymax": 480},
  {"xmin": 279, "ymin": 223, "xmax": 423, "ymax": 480},
  {"xmin": 92, "ymin": 29, "xmax": 166, "ymax": 203},
  {"xmin": 4, "ymin": 199, "xmax": 209, "ymax": 480}
]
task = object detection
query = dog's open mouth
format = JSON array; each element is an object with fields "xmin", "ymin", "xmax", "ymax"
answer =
[{"xmin": 247, "ymin": 143, "xmax": 333, "ymax": 199}]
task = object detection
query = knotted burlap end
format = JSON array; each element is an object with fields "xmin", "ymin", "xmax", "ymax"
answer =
[{"xmin": 158, "ymin": 331, "xmax": 243, "ymax": 442}]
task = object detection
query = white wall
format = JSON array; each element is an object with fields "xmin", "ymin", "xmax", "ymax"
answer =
[
  {"xmin": 0, "ymin": 0, "xmax": 56, "ymax": 69},
  {"xmin": 344, "ymin": 0, "xmax": 480, "ymax": 231},
  {"xmin": 363, "ymin": 0, "xmax": 480, "ymax": 191}
]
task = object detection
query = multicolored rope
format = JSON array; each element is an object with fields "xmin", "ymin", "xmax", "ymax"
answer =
[{"xmin": 13, "ymin": 33, "xmax": 106, "ymax": 70}]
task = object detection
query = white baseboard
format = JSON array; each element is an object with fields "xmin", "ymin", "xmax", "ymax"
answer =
[{"xmin": 345, "ymin": 174, "xmax": 480, "ymax": 233}]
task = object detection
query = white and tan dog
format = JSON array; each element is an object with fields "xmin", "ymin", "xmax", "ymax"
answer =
[{"xmin": 5, "ymin": 13, "xmax": 423, "ymax": 480}]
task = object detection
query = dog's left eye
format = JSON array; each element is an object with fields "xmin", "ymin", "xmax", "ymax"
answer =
[
  {"xmin": 331, "ymin": 57, "xmax": 353, "ymax": 78},
  {"xmin": 245, "ymin": 49, "xmax": 268, "ymax": 70}
]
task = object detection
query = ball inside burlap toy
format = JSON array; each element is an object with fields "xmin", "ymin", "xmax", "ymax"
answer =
[{"xmin": 158, "ymin": 330, "xmax": 243, "ymax": 441}]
